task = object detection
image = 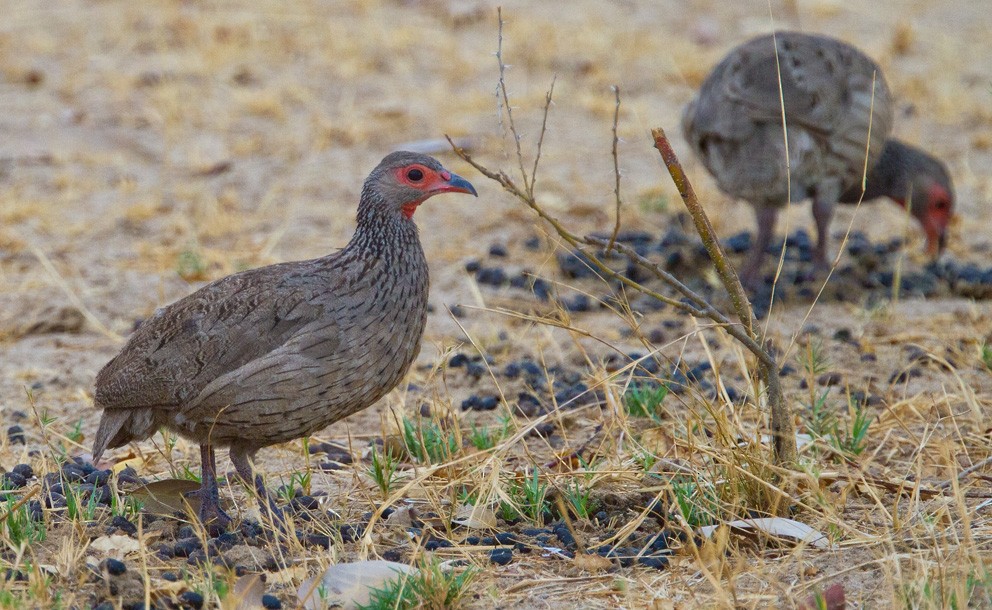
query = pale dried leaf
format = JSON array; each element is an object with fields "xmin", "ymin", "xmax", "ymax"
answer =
[
  {"xmin": 452, "ymin": 504, "xmax": 496, "ymax": 529},
  {"xmin": 698, "ymin": 517, "xmax": 832, "ymax": 550},
  {"xmin": 297, "ymin": 560, "xmax": 415, "ymax": 610},
  {"xmin": 89, "ymin": 534, "xmax": 141, "ymax": 557},
  {"xmin": 222, "ymin": 573, "xmax": 264, "ymax": 610}
]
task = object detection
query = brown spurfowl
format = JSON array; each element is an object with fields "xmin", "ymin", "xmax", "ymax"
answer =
[
  {"xmin": 682, "ymin": 31, "xmax": 954, "ymax": 284},
  {"xmin": 92, "ymin": 151, "xmax": 477, "ymax": 527}
]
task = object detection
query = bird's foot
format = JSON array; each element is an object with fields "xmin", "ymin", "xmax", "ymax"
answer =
[{"xmin": 196, "ymin": 492, "xmax": 233, "ymax": 536}]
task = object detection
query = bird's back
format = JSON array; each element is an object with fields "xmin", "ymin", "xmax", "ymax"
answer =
[{"xmin": 683, "ymin": 31, "xmax": 894, "ymax": 206}]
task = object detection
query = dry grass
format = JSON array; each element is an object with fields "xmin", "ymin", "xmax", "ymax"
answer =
[{"xmin": 1, "ymin": 1, "xmax": 991, "ymax": 608}]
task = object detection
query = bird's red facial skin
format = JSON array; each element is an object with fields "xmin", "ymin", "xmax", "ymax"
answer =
[
  {"xmin": 923, "ymin": 184, "xmax": 953, "ymax": 256},
  {"xmin": 395, "ymin": 165, "xmax": 474, "ymax": 219}
]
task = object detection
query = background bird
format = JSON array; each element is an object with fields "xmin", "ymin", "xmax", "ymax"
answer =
[
  {"xmin": 91, "ymin": 151, "xmax": 477, "ymax": 528},
  {"xmin": 682, "ymin": 31, "xmax": 954, "ymax": 285}
]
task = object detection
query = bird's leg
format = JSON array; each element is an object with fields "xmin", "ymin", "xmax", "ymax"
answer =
[
  {"xmin": 197, "ymin": 444, "xmax": 232, "ymax": 533},
  {"xmin": 229, "ymin": 445, "xmax": 284, "ymax": 525},
  {"xmin": 740, "ymin": 206, "xmax": 779, "ymax": 288},
  {"xmin": 811, "ymin": 193, "xmax": 837, "ymax": 274}
]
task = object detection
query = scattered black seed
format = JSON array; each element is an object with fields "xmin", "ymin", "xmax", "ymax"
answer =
[
  {"xmin": 557, "ymin": 251, "xmax": 598, "ymax": 279},
  {"xmin": 292, "ymin": 495, "xmax": 320, "ymax": 511},
  {"xmin": 495, "ymin": 532, "xmax": 517, "ymax": 545},
  {"xmin": 104, "ymin": 558, "xmax": 127, "ymax": 576},
  {"xmin": 465, "ymin": 536, "xmax": 480, "ymax": 545},
  {"xmin": 93, "ymin": 603, "xmax": 114, "ymax": 610},
  {"xmin": 817, "ymin": 372, "xmax": 843, "ymax": 387},
  {"xmin": 381, "ymin": 548, "xmax": 403, "ymax": 562},
  {"xmin": 524, "ymin": 236, "xmax": 542, "ymax": 250},
  {"xmin": 449, "ymin": 304, "xmax": 466, "ymax": 318},
  {"xmin": 890, "ymin": 367, "xmax": 923, "ymax": 384},
  {"xmin": 488, "ymin": 243, "xmax": 508, "ymax": 257},
  {"xmin": 179, "ymin": 591, "xmax": 205, "ymax": 609},
  {"xmin": 7, "ymin": 425, "xmax": 25, "ymax": 445},
  {"xmin": 723, "ymin": 232, "xmax": 752, "ymax": 253},
  {"xmin": 162, "ymin": 571, "xmax": 178, "ymax": 582},
  {"xmin": 514, "ymin": 393, "xmax": 542, "ymax": 417},
  {"xmin": 594, "ymin": 511, "xmax": 609, "ymax": 524},
  {"xmin": 552, "ymin": 524, "xmax": 576, "ymax": 548},
  {"xmin": 304, "ymin": 534, "xmax": 331, "ymax": 549},
  {"xmin": 465, "ymin": 361, "xmax": 486, "ymax": 378},
  {"xmin": 173, "ymin": 537, "xmax": 203, "ymax": 557},
  {"xmin": 262, "ymin": 595, "xmax": 282, "ymax": 609},
  {"xmin": 461, "ymin": 394, "xmax": 499, "ymax": 411},
  {"xmin": 521, "ymin": 527, "xmax": 548, "ymax": 537},
  {"xmin": 562, "ymin": 294, "xmax": 592, "ymax": 312},
  {"xmin": 2, "ymin": 569, "xmax": 27, "ymax": 582},
  {"xmin": 338, "ymin": 524, "xmax": 359, "ymax": 543},
  {"xmin": 449, "ymin": 353, "xmax": 470, "ymax": 368},
  {"xmin": 528, "ymin": 422, "xmax": 555, "ymax": 439},
  {"xmin": 480, "ymin": 536, "xmax": 496, "ymax": 546},
  {"xmin": 2, "ymin": 472, "xmax": 27, "ymax": 489},
  {"xmin": 85, "ymin": 470, "xmax": 110, "ymax": 486},
  {"xmin": 489, "ymin": 548, "xmax": 513, "ymax": 565},
  {"xmin": 476, "ymin": 266, "xmax": 508, "ymax": 287},
  {"xmin": 638, "ymin": 556, "xmax": 670, "ymax": 570},
  {"xmin": 212, "ymin": 532, "xmax": 239, "ymax": 553},
  {"xmin": 11, "ymin": 464, "xmax": 33, "ymax": 480},
  {"xmin": 177, "ymin": 525, "xmax": 196, "ymax": 539},
  {"xmin": 424, "ymin": 538, "xmax": 453, "ymax": 551},
  {"xmin": 464, "ymin": 259, "xmax": 481, "ymax": 273}
]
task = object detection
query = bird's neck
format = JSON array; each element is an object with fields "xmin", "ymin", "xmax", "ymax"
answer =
[{"xmin": 343, "ymin": 200, "xmax": 425, "ymax": 268}]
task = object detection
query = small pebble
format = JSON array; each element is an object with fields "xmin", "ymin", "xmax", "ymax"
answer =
[{"xmin": 488, "ymin": 548, "xmax": 513, "ymax": 565}]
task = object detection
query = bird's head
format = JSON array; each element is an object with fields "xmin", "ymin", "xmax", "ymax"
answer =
[
  {"xmin": 361, "ymin": 151, "xmax": 477, "ymax": 222},
  {"xmin": 903, "ymin": 156, "xmax": 954, "ymax": 257}
]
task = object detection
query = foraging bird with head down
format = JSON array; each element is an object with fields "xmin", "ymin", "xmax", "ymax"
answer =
[
  {"xmin": 682, "ymin": 31, "xmax": 954, "ymax": 285},
  {"xmin": 92, "ymin": 151, "xmax": 477, "ymax": 527}
]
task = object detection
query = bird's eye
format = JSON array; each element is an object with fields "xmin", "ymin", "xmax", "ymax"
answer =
[
  {"xmin": 934, "ymin": 199, "xmax": 948, "ymax": 211},
  {"xmin": 407, "ymin": 168, "xmax": 424, "ymax": 182}
]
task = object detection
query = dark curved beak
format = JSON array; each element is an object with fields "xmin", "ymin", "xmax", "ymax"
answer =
[
  {"xmin": 924, "ymin": 228, "xmax": 947, "ymax": 258},
  {"xmin": 439, "ymin": 172, "xmax": 477, "ymax": 197}
]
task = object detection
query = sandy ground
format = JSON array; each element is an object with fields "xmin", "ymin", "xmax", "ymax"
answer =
[{"xmin": 1, "ymin": 0, "xmax": 991, "ymax": 608}]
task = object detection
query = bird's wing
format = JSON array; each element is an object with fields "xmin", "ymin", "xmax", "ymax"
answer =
[
  {"xmin": 695, "ymin": 33, "xmax": 885, "ymax": 139},
  {"xmin": 94, "ymin": 262, "xmax": 328, "ymax": 411}
]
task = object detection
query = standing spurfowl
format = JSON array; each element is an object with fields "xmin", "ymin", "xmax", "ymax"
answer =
[
  {"xmin": 682, "ymin": 31, "xmax": 954, "ymax": 285},
  {"xmin": 92, "ymin": 151, "xmax": 477, "ymax": 527}
]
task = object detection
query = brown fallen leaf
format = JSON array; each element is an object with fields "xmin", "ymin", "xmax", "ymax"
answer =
[
  {"xmin": 128, "ymin": 478, "xmax": 202, "ymax": 516},
  {"xmin": 452, "ymin": 504, "xmax": 497, "ymax": 530},
  {"xmin": 799, "ymin": 583, "xmax": 846, "ymax": 610}
]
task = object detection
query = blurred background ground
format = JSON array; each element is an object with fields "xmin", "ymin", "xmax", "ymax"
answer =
[{"xmin": 1, "ymin": 0, "xmax": 991, "ymax": 608}]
